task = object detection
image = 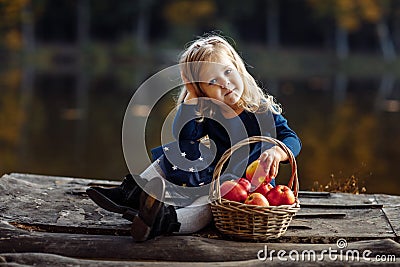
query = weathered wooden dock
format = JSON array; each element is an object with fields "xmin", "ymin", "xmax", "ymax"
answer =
[{"xmin": 0, "ymin": 173, "xmax": 399, "ymax": 266}]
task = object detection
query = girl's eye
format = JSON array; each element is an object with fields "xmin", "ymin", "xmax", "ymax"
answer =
[
  {"xmin": 225, "ymin": 69, "xmax": 232, "ymax": 75},
  {"xmin": 209, "ymin": 79, "xmax": 217, "ymax": 85}
]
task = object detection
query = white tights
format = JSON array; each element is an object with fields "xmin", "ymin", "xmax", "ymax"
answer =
[{"xmin": 140, "ymin": 161, "xmax": 213, "ymax": 234}]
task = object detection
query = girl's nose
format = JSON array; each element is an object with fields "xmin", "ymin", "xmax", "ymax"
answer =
[{"xmin": 221, "ymin": 79, "xmax": 230, "ymax": 89}]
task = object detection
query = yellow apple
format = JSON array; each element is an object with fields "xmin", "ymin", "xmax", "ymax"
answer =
[{"xmin": 246, "ymin": 160, "xmax": 270, "ymax": 187}]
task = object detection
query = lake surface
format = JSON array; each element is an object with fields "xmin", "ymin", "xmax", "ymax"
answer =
[{"xmin": 1, "ymin": 65, "xmax": 399, "ymax": 194}]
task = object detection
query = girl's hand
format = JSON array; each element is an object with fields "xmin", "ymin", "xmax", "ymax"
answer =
[
  {"xmin": 182, "ymin": 75, "xmax": 199, "ymax": 104},
  {"xmin": 258, "ymin": 146, "xmax": 288, "ymax": 180}
]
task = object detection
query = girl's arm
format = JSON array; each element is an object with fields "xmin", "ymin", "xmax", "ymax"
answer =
[
  {"xmin": 172, "ymin": 81, "xmax": 205, "ymax": 140},
  {"xmin": 172, "ymin": 103, "xmax": 205, "ymax": 140},
  {"xmin": 259, "ymin": 114, "xmax": 302, "ymax": 179},
  {"xmin": 182, "ymin": 75, "xmax": 199, "ymax": 104},
  {"xmin": 274, "ymin": 114, "xmax": 302, "ymax": 158}
]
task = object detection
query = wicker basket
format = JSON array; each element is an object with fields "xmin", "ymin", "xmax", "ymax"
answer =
[{"xmin": 209, "ymin": 136, "xmax": 300, "ymax": 241}]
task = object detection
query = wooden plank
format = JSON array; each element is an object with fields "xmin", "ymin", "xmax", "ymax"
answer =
[
  {"xmin": 1, "ymin": 252, "xmax": 398, "ymax": 266},
  {"xmin": 8, "ymin": 172, "xmax": 114, "ymax": 186},
  {"xmin": 1, "ymin": 253, "xmax": 265, "ymax": 267},
  {"xmin": 298, "ymin": 192, "xmax": 379, "ymax": 206},
  {"xmin": 299, "ymin": 191, "xmax": 331, "ymax": 198},
  {"xmin": 373, "ymin": 194, "xmax": 400, "ymax": 206},
  {"xmin": 382, "ymin": 207, "xmax": 400, "ymax": 241},
  {"xmin": 374, "ymin": 194, "xmax": 400, "ymax": 241},
  {"xmin": 300, "ymin": 204, "xmax": 383, "ymax": 209},
  {"xmin": 286, "ymin": 209, "xmax": 395, "ymax": 243},
  {"xmin": 0, "ymin": 174, "xmax": 131, "ymax": 232},
  {"xmin": 0, "ymin": 173, "xmax": 398, "ymax": 243},
  {"xmin": 9, "ymin": 172, "xmax": 380, "ymax": 205},
  {"xmin": 294, "ymin": 213, "xmax": 346, "ymax": 219},
  {"xmin": 1, "ymin": 221, "xmax": 399, "ymax": 262}
]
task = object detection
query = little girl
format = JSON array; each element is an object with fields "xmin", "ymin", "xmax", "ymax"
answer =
[{"xmin": 87, "ymin": 34, "xmax": 301, "ymax": 242}]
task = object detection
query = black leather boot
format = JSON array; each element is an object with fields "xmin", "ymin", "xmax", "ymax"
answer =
[
  {"xmin": 86, "ymin": 174, "xmax": 146, "ymax": 220},
  {"xmin": 130, "ymin": 177, "xmax": 181, "ymax": 242}
]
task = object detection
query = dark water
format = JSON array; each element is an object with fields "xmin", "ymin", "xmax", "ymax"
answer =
[{"xmin": 1, "ymin": 67, "xmax": 399, "ymax": 195}]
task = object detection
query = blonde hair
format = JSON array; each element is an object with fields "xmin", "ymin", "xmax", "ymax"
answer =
[{"xmin": 177, "ymin": 34, "xmax": 282, "ymax": 115}]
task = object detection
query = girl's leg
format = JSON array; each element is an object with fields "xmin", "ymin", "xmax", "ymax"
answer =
[
  {"xmin": 140, "ymin": 161, "xmax": 166, "ymax": 181},
  {"xmin": 87, "ymin": 159, "xmax": 212, "ymax": 240},
  {"xmin": 131, "ymin": 186, "xmax": 212, "ymax": 241},
  {"xmin": 175, "ymin": 195, "xmax": 212, "ymax": 234},
  {"xmin": 86, "ymin": 161, "xmax": 164, "ymax": 216},
  {"xmin": 140, "ymin": 163, "xmax": 212, "ymax": 234},
  {"xmin": 141, "ymin": 163, "xmax": 212, "ymax": 234}
]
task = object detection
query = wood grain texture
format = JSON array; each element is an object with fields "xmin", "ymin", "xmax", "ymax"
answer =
[{"xmin": 1, "ymin": 173, "xmax": 399, "ymax": 265}]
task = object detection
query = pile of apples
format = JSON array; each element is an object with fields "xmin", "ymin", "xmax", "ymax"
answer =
[{"xmin": 220, "ymin": 160, "xmax": 296, "ymax": 207}]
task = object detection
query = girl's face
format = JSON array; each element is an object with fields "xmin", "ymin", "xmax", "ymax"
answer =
[{"xmin": 198, "ymin": 56, "xmax": 244, "ymax": 111}]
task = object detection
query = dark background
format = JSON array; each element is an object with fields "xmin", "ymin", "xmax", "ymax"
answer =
[{"xmin": 1, "ymin": 0, "xmax": 399, "ymax": 194}]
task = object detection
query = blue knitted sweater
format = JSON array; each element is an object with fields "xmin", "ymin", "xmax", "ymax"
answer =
[{"xmin": 151, "ymin": 103, "xmax": 301, "ymax": 187}]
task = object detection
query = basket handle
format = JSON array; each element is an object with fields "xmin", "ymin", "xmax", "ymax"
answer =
[{"xmin": 209, "ymin": 136, "xmax": 299, "ymax": 203}]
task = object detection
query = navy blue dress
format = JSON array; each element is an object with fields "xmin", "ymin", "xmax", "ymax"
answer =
[{"xmin": 151, "ymin": 103, "xmax": 301, "ymax": 187}]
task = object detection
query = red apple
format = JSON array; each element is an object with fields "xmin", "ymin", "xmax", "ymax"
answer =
[
  {"xmin": 236, "ymin": 178, "xmax": 251, "ymax": 192},
  {"xmin": 244, "ymin": 193, "xmax": 269, "ymax": 207},
  {"xmin": 245, "ymin": 160, "xmax": 272, "ymax": 188},
  {"xmin": 220, "ymin": 180, "xmax": 248, "ymax": 203},
  {"xmin": 265, "ymin": 185, "xmax": 296, "ymax": 206},
  {"xmin": 252, "ymin": 183, "xmax": 274, "ymax": 197}
]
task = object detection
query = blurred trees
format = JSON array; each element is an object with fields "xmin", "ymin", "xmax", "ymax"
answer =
[
  {"xmin": 163, "ymin": 0, "xmax": 216, "ymax": 44},
  {"xmin": 1, "ymin": 0, "xmax": 400, "ymax": 59},
  {"xmin": 0, "ymin": 0, "xmax": 47, "ymax": 54},
  {"xmin": 307, "ymin": 0, "xmax": 397, "ymax": 60},
  {"xmin": 0, "ymin": 68, "xmax": 26, "ymax": 173},
  {"xmin": 0, "ymin": 0, "xmax": 30, "ymax": 51},
  {"xmin": 77, "ymin": 0, "xmax": 90, "ymax": 49},
  {"xmin": 266, "ymin": 0, "xmax": 280, "ymax": 49}
]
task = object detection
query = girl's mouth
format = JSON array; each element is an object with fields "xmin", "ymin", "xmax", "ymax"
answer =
[{"xmin": 225, "ymin": 90, "xmax": 233, "ymax": 96}]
